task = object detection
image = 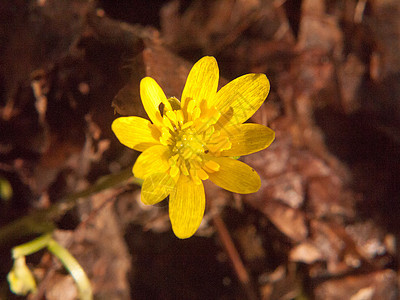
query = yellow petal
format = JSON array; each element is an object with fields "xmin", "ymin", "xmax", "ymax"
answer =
[
  {"xmin": 211, "ymin": 74, "xmax": 270, "ymax": 126},
  {"xmin": 132, "ymin": 145, "xmax": 170, "ymax": 179},
  {"xmin": 112, "ymin": 116, "xmax": 161, "ymax": 151},
  {"xmin": 141, "ymin": 172, "xmax": 175, "ymax": 205},
  {"xmin": 140, "ymin": 77, "xmax": 167, "ymax": 125},
  {"xmin": 181, "ymin": 56, "xmax": 219, "ymax": 109},
  {"xmin": 207, "ymin": 157, "xmax": 261, "ymax": 194},
  {"xmin": 169, "ymin": 176, "xmax": 205, "ymax": 239},
  {"xmin": 220, "ymin": 124, "xmax": 275, "ymax": 157}
]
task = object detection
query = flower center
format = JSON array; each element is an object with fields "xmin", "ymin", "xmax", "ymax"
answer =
[
  {"xmin": 158, "ymin": 98, "xmax": 231, "ymax": 183},
  {"xmin": 172, "ymin": 129, "xmax": 205, "ymax": 161},
  {"xmin": 168, "ymin": 128, "xmax": 208, "ymax": 183}
]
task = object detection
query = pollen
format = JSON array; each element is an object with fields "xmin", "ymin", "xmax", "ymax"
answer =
[
  {"xmin": 172, "ymin": 129, "xmax": 205, "ymax": 160},
  {"xmin": 160, "ymin": 98, "xmax": 229, "ymax": 182}
]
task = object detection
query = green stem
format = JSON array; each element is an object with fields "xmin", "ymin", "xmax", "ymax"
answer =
[
  {"xmin": 9, "ymin": 234, "xmax": 94, "ymax": 300},
  {"xmin": 12, "ymin": 234, "xmax": 52, "ymax": 258},
  {"xmin": 47, "ymin": 239, "xmax": 93, "ymax": 300},
  {"xmin": 0, "ymin": 167, "xmax": 137, "ymax": 244}
]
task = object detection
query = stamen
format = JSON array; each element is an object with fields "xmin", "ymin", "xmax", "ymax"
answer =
[
  {"xmin": 165, "ymin": 110, "xmax": 177, "ymax": 123},
  {"xmin": 170, "ymin": 165, "xmax": 180, "ymax": 177},
  {"xmin": 197, "ymin": 168, "xmax": 209, "ymax": 180},
  {"xmin": 163, "ymin": 116, "xmax": 175, "ymax": 131},
  {"xmin": 207, "ymin": 135, "xmax": 231, "ymax": 153},
  {"xmin": 160, "ymin": 127, "xmax": 172, "ymax": 145},
  {"xmin": 187, "ymin": 99, "xmax": 195, "ymax": 115},
  {"xmin": 164, "ymin": 96, "xmax": 230, "ymax": 183},
  {"xmin": 181, "ymin": 121, "xmax": 193, "ymax": 130},
  {"xmin": 203, "ymin": 126, "xmax": 215, "ymax": 140},
  {"xmin": 180, "ymin": 161, "xmax": 189, "ymax": 176},
  {"xmin": 204, "ymin": 160, "xmax": 220, "ymax": 172},
  {"xmin": 176, "ymin": 110, "xmax": 184, "ymax": 124},
  {"xmin": 189, "ymin": 169, "xmax": 202, "ymax": 185},
  {"xmin": 163, "ymin": 100, "xmax": 173, "ymax": 113},
  {"xmin": 192, "ymin": 106, "xmax": 201, "ymax": 119}
]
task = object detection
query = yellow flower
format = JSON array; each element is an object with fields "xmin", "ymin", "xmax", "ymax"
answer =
[{"xmin": 112, "ymin": 56, "xmax": 275, "ymax": 239}]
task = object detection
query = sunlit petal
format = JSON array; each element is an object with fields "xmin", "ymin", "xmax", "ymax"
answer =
[
  {"xmin": 207, "ymin": 157, "xmax": 261, "ymax": 193},
  {"xmin": 140, "ymin": 77, "xmax": 167, "ymax": 125},
  {"xmin": 112, "ymin": 116, "xmax": 161, "ymax": 151},
  {"xmin": 133, "ymin": 145, "xmax": 170, "ymax": 179},
  {"xmin": 181, "ymin": 56, "xmax": 219, "ymax": 109},
  {"xmin": 141, "ymin": 172, "xmax": 175, "ymax": 205},
  {"xmin": 211, "ymin": 74, "xmax": 270, "ymax": 126},
  {"xmin": 220, "ymin": 123, "xmax": 275, "ymax": 157},
  {"xmin": 169, "ymin": 176, "xmax": 205, "ymax": 239}
]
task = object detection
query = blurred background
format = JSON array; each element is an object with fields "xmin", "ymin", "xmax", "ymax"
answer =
[{"xmin": 0, "ymin": 0, "xmax": 399, "ymax": 299}]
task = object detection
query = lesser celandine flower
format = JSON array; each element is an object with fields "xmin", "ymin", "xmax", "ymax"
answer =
[{"xmin": 112, "ymin": 56, "xmax": 275, "ymax": 239}]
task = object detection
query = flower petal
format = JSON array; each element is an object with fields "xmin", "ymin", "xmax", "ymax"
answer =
[
  {"xmin": 140, "ymin": 77, "xmax": 167, "ymax": 125},
  {"xmin": 207, "ymin": 157, "xmax": 261, "ymax": 194},
  {"xmin": 169, "ymin": 176, "xmax": 205, "ymax": 239},
  {"xmin": 112, "ymin": 116, "xmax": 161, "ymax": 151},
  {"xmin": 220, "ymin": 123, "xmax": 275, "ymax": 157},
  {"xmin": 181, "ymin": 56, "xmax": 219, "ymax": 108},
  {"xmin": 141, "ymin": 172, "xmax": 175, "ymax": 205},
  {"xmin": 133, "ymin": 145, "xmax": 170, "ymax": 179},
  {"xmin": 211, "ymin": 74, "xmax": 270, "ymax": 126}
]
